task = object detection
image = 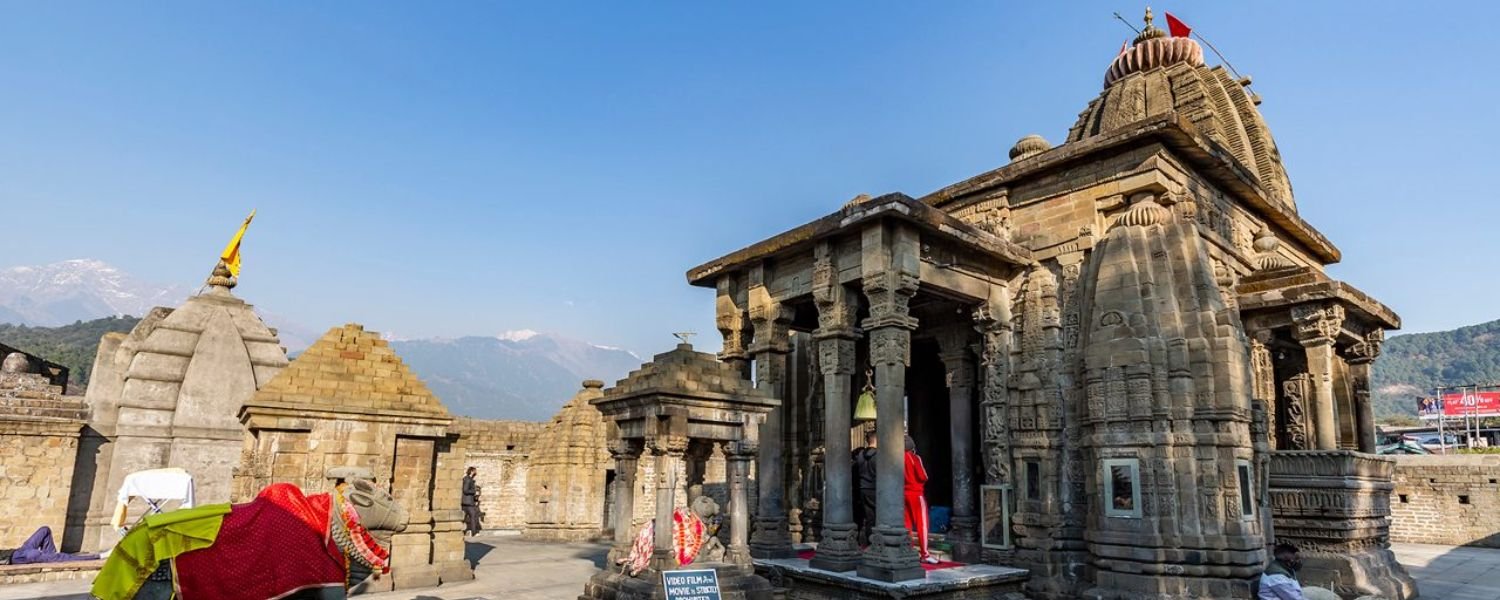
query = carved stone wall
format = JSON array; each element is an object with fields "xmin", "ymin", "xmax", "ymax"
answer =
[
  {"xmin": 1076, "ymin": 191, "xmax": 1264, "ymax": 599},
  {"xmin": 1269, "ymin": 451, "xmax": 1416, "ymax": 599}
]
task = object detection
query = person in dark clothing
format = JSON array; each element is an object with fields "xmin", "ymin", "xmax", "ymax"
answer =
[
  {"xmin": 7, "ymin": 526, "xmax": 97, "ymax": 564},
  {"xmin": 462, "ymin": 466, "xmax": 483, "ymax": 536},
  {"xmin": 852, "ymin": 430, "xmax": 878, "ymax": 545}
]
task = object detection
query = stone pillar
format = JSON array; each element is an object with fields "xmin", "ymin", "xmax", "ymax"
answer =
[
  {"xmin": 607, "ymin": 435, "xmax": 642, "ymax": 565},
  {"xmin": 937, "ymin": 329, "xmax": 979, "ymax": 563},
  {"xmin": 857, "ymin": 264, "xmax": 923, "ymax": 582},
  {"xmin": 748, "ymin": 267, "xmax": 795, "ymax": 559},
  {"xmin": 1345, "ymin": 329, "xmax": 1383, "ymax": 454},
  {"xmin": 649, "ymin": 433, "xmax": 688, "ymax": 572},
  {"xmin": 810, "ymin": 244, "xmax": 861, "ymax": 572},
  {"xmin": 1293, "ymin": 304, "xmax": 1345, "ymax": 451},
  {"xmin": 724, "ymin": 440, "xmax": 756, "ymax": 567}
]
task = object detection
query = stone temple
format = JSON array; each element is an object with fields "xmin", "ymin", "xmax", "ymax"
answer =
[{"xmin": 676, "ymin": 11, "xmax": 1415, "ymax": 600}]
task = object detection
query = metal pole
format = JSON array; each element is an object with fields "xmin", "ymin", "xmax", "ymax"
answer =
[{"xmin": 1438, "ymin": 386, "xmax": 1446, "ymax": 455}]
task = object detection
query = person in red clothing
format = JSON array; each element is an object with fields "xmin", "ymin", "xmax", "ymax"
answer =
[{"xmin": 903, "ymin": 434, "xmax": 938, "ymax": 564}]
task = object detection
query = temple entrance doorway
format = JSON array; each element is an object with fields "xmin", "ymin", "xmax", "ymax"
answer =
[{"xmin": 905, "ymin": 338, "xmax": 953, "ymax": 510}]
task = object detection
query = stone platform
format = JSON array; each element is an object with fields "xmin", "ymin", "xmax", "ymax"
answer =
[
  {"xmin": 754, "ymin": 553, "xmax": 1027, "ymax": 600},
  {"xmin": 0, "ymin": 560, "xmax": 101, "ymax": 586}
]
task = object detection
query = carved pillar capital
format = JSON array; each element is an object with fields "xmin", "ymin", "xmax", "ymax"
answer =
[
  {"xmin": 861, "ymin": 272, "xmax": 919, "ymax": 331},
  {"xmin": 1291, "ymin": 303, "xmax": 1345, "ymax": 345},
  {"xmin": 607, "ymin": 437, "xmax": 643, "ymax": 461},
  {"xmin": 716, "ymin": 275, "xmax": 753, "ymax": 368},
  {"xmin": 748, "ymin": 302, "xmax": 794, "ymax": 355},
  {"xmin": 646, "ymin": 434, "xmax": 690, "ymax": 457},
  {"xmin": 1345, "ymin": 328, "xmax": 1384, "ymax": 365}
]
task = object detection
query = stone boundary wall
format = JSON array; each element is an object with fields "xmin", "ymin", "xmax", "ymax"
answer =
[
  {"xmin": 452, "ymin": 417, "xmax": 544, "ymax": 530},
  {"xmin": 0, "ymin": 368, "xmax": 86, "ymax": 548},
  {"xmin": 1391, "ymin": 455, "xmax": 1500, "ymax": 547}
]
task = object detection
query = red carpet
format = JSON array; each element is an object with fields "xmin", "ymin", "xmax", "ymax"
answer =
[{"xmin": 797, "ymin": 549, "xmax": 964, "ymax": 571}]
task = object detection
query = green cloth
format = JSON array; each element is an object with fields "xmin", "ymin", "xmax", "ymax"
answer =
[{"xmin": 91, "ymin": 503, "xmax": 232, "ymax": 600}]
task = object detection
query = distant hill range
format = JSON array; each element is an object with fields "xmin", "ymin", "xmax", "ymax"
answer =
[
  {"xmin": 0, "ymin": 259, "xmax": 191, "ymax": 327},
  {"xmin": 1372, "ymin": 318, "xmax": 1500, "ymax": 418},
  {"xmin": 0, "ymin": 259, "xmax": 318, "ymax": 350},
  {"xmin": 390, "ymin": 330, "xmax": 643, "ymax": 421},
  {"xmin": 0, "ymin": 316, "xmax": 643, "ymax": 421}
]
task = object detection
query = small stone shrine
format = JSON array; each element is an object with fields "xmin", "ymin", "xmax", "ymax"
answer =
[
  {"xmin": 236, "ymin": 323, "xmax": 473, "ymax": 590},
  {"xmin": 67, "ymin": 263, "xmax": 289, "ymax": 551},
  {"xmin": 579, "ymin": 343, "xmax": 777, "ymax": 600},
  {"xmin": 680, "ymin": 9, "xmax": 1415, "ymax": 599}
]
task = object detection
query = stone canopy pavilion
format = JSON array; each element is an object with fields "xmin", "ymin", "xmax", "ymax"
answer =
[{"xmin": 684, "ymin": 10, "xmax": 1414, "ymax": 600}]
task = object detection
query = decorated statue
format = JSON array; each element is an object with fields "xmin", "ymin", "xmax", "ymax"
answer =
[
  {"xmin": 92, "ymin": 468, "xmax": 408, "ymax": 600},
  {"xmin": 617, "ymin": 495, "xmax": 727, "ymax": 576}
]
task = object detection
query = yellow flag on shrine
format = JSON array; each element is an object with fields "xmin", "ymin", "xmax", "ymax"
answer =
[{"xmin": 220, "ymin": 209, "xmax": 256, "ymax": 277}]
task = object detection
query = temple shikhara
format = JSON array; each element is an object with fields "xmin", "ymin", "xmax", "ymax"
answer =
[
  {"xmin": 660, "ymin": 9, "xmax": 1414, "ymax": 600},
  {"xmin": 0, "ymin": 8, "xmax": 1429, "ymax": 600}
]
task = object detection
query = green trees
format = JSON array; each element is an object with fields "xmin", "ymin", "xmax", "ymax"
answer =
[{"xmin": 0, "ymin": 316, "xmax": 141, "ymax": 389}]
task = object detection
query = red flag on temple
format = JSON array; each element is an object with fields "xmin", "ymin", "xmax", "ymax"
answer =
[
  {"xmin": 1118, "ymin": 40, "xmax": 1128, "ymax": 56},
  {"xmin": 1164, "ymin": 12, "xmax": 1192, "ymax": 38}
]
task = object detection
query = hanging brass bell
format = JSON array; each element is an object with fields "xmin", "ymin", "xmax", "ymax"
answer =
[{"xmin": 853, "ymin": 368, "xmax": 878, "ymax": 422}]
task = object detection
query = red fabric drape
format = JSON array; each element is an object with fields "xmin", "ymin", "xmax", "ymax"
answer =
[{"xmin": 173, "ymin": 484, "xmax": 346, "ymax": 600}]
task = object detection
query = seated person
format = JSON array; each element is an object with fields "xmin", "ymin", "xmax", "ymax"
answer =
[
  {"xmin": 1258, "ymin": 542, "xmax": 1305, "ymax": 600},
  {"xmin": 5, "ymin": 526, "xmax": 98, "ymax": 565}
]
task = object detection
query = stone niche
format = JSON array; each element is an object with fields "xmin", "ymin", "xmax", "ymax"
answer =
[
  {"xmin": 0, "ymin": 353, "xmax": 87, "ymax": 547},
  {"xmin": 235, "ymin": 323, "xmax": 472, "ymax": 591},
  {"xmin": 1268, "ymin": 451, "xmax": 1416, "ymax": 599}
]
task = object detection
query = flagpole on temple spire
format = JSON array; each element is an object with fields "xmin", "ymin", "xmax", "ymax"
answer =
[
  {"xmin": 1112, "ymin": 11, "xmax": 1141, "ymax": 36},
  {"xmin": 1193, "ymin": 31, "xmax": 1247, "ymax": 82}
]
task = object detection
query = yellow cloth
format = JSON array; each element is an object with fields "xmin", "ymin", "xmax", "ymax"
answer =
[
  {"xmin": 90, "ymin": 503, "xmax": 231, "ymax": 600},
  {"xmin": 219, "ymin": 209, "xmax": 255, "ymax": 277}
]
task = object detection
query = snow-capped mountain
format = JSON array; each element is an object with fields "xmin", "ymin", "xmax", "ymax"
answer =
[
  {"xmin": 392, "ymin": 331, "xmax": 644, "ymax": 421},
  {"xmin": 0, "ymin": 259, "xmax": 193, "ymax": 326},
  {"xmin": 0, "ymin": 259, "xmax": 316, "ymax": 350}
]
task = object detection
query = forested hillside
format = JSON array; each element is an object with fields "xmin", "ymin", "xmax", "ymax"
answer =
[
  {"xmin": 0, "ymin": 316, "xmax": 141, "ymax": 389},
  {"xmin": 1372, "ymin": 318, "xmax": 1500, "ymax": 417}
]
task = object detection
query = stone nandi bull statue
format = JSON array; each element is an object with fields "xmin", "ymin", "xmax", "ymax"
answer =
[{"xmin": 92, "ymin": 467, "xmax": 409, "ymax": 600}]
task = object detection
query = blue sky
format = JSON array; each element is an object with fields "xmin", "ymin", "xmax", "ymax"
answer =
[{"xmin": 4, "ymin": 2, "xmax": 1496, "ymax": 356}]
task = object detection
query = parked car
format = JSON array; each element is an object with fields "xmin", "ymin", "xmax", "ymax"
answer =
[{"xmin": 1413, "ymin": 434, "xmax": 1460, "ymax": 450}]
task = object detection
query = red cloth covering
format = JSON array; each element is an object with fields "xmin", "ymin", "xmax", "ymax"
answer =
[{"xmin": 172, "ymin": 483, "xmax": 346, "ymax": 600}]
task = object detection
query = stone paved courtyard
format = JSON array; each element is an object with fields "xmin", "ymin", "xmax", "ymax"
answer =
[{"xmin": 5, "ymin": 537, "xmax": 1500, "ymax": 599}]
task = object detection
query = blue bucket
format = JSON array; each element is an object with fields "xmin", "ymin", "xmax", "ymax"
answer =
[{"xmin": 929, "ymin": 505, "xmax": 951, "ymax": 533}]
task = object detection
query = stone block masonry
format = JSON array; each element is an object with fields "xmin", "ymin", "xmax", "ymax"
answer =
[
  {"xmin": 1391, "ymin": 455, "xmax": 1500, "ymax": 547},
  {"xmin": 0, "ymin": 357, "xmax": 86, "ymax": 547},
  {"xmin": 452, "ymin": 417, "xmax": 543, "ymax": 530}
]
